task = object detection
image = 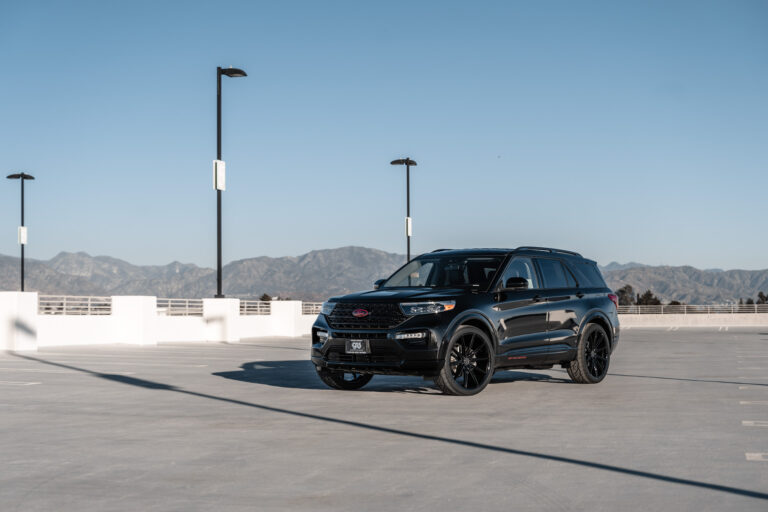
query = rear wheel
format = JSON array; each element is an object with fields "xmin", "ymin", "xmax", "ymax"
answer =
[
  {"xmin": 434, "ymin": 326, "xmax": 494, "ymax": 396},
  {"xmin": 568, "ymin": 323, "xmax": 610, "ymax": 384},
  {"xmin": 316, "ymin": 367, "xmax": 373, "ymax": 390}
]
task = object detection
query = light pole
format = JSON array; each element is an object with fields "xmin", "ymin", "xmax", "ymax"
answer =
[
  {"xmin": 390, "ymin": 158, "xmax": 417, "ymax": 262},
  {"xmin": 6, "ymin": 172, "xmax": 35, "ymax": 292},
  {"xmin": 214, "ymin": 66, "xmax": 247, "ymax": 298}
]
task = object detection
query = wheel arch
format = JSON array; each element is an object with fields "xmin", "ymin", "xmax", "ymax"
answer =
[
  {"xmin": 441, "ymin": 311, "xmax": 497, "ymax": 359},
  {"xmin": 579, "ymin": 310, "xmax": 614, "ymax": 349}
]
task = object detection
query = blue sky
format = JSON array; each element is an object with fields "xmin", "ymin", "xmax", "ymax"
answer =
[{"xmin": 1, "ymin": 0, "xmax": 766, "ymax": 269}]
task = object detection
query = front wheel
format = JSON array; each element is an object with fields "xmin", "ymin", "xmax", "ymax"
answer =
[
  {"xmin": 434, "ymin": 326, "xmax": 494, "ymax": 396},
  {"xmin": 316, "ymin": 367, "xmax": 373, "ymax": 390},
  {"xmin": 567, "ymin": 323, "xmax": 610, "ymax": 384}
]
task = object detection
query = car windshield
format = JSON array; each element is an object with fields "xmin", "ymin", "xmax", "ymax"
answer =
[{"xmin": 381, "ymin": 255, "xmax": 504, "ymax": 289}]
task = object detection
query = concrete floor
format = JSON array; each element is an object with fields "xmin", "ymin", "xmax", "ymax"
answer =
[{"xmin": 1, "ymin": 328, "xmax": 767, "ymax": 511}]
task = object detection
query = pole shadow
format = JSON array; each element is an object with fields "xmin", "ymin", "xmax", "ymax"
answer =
[{"xmin": 554, "ymin": 369, "xmax": 768, "ymax": 388}]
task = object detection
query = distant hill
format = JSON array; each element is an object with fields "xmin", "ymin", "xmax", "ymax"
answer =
[
  {"xmin": 0, "ymin": 247, "xmax": 405, "ymax": 301},
  {"xmin": 598, "ymin": 261, "xmax": 648, "ymax": 272},
  {"xmin": 1, "ymin": 248, "xmax": 766, "ymax": 303},
  {"xmin": 601, "ymin": 266, "xmax": 768, "ymax": 304}
]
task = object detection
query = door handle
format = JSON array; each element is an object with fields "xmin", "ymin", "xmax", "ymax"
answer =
[
  {"xmin": 532, "ymin": 295, "xmax": 542, "ymax": 303},
  {"xmin": 576, "ymin": 292, "xmax": 585, "ymax": 299}
]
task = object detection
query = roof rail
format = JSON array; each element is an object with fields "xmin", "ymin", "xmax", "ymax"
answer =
[
  {"xmin": 431, "ymin": 248, "xmax": 452, "ymax": 252},
  {"xmin": 515, "ymin": 246, "xmax": 582, "ymax": 257}
]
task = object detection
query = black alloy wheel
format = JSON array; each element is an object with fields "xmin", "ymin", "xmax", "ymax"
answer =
[
  {"xmin": 434, "ymin": 326, "xmax": 494, "ymax": 395},
  {"xmin": 567, "ymin": 323, "xmax": 610, "ymax": 384},
  {"xmin": 316, "ymin": 367, "xmax": 373, "ymax": 390}
]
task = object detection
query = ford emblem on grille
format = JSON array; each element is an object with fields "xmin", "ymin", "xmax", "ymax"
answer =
[{"xmin": 352, "ymin": 308, "xmax": 370, "ymax": 318}]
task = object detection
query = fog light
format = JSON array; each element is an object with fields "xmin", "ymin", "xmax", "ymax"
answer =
[
  {"xmin": 395, "ymin": 331, "xmax": 426, "ymax": 340},
  {"xmin": 315, "ymin": 330, "xmax": 329, "ymax": 344}
]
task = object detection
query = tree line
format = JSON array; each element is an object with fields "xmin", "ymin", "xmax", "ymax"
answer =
[
  {"xmin": 615, "ymin": 285, "xmax": 664, "ymax": 305},
  {"xmin": 615, "ymin": 285, "xmax": 768, "ymax": 306},
  {"xmin": 738, "ymin": 292, "xmax": 768, "ymax": 305}
]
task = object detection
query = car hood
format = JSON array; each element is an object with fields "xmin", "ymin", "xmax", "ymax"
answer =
[{"xmin": 330, "ymin": 288, "xmax": 464, "ymax": 303}]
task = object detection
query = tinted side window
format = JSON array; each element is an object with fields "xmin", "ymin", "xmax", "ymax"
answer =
[
  {"xmin": 500, "ymin": 257, "xmax": 539, "ymax": 289},
  {"xmin": 564, "ymin": 265, "xmax": 577, "ymax": 287},
  {"xmin": 568, "ymin": 261, "xmax": 607, "ymax": 288},
  {"xmin": 536, "ymin": 258, "xmax": 574, "ymax": 289}
]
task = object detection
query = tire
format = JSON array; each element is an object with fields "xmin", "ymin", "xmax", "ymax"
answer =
[
  {"xmin": 434, "ymin": 326, "xmax": 495, "ymax": 396},
  {"xmin": 316, "ymin": 367, "xmax": 373, "ymax": 390},
  {"xmin": 567, "ymin": 323, "xmax": 610, "ymax": 384}
]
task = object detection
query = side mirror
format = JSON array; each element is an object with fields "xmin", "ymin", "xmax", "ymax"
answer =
[
  {"xmin": 373, "ymin": 279, "xmax": 386, "ymax": 290},
  {"xmin": 503, "ymin": 277, "xmax": 528, "ymax": 291}
]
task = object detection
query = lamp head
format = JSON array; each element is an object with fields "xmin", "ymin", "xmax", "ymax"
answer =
[
  {"xmin": 220, "ymin": 67, "xmax": 247, "ymax": 78},
  {"xmin": 390, "ymin": 158, "xmax": 417, "ymax": 167},
  {"xmin": 6, "ymin": 172, "xmax": 35, "ymax": 180}
]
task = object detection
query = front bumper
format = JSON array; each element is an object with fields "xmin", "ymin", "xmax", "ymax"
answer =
[{"xmin": 310, "ymin": 315, "xmax": 444, "ymax": 376}]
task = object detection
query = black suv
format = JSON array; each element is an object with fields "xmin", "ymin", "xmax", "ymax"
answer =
[{"xmin": 311, "ymin": 247, "xmax": 619, "ymax": 395}]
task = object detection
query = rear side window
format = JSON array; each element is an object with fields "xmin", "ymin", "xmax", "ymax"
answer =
[
  {"xmin": 568, "ymin": 261, "xmax": 607, "ymax": 288},
  {"xmin": 536, "ymin": 258, "xmax": 576, "ymax": 289}
]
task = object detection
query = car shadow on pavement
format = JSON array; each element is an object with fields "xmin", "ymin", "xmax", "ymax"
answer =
[
  {"xmin": 214, "ymin": 360, "xmax": 326, "ymax": 390},
  {"xmin": 491, "ymin": 370, "xmax": 571, "ymax": 385},
  {"xmin": 213, "ymin": 360, "xmax": 436, "ymax": 393},
  {"xmin": 213, "ymin": 360, "xmax": 571, "ymax": 392}
]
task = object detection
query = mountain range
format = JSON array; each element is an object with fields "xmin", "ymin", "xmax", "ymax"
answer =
[
  {"xmin": 1, "ymin": 247, "xmax": 767, "ymax": 303},
  {"xmin": 0, "ymin": 247, "xmax": 404, "ymax": 301}
]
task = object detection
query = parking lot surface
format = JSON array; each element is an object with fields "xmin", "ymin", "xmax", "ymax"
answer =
[{"xmin": 1, "ymin": 328, "xmax": 767, "ymax": 511}]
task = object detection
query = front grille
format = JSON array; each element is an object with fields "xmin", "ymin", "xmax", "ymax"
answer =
[
  {"xmin": 327, "ymin": 303, "xmax": 407, "ymax": 330},
  {"xmin": 332, "ymin": 332, "xmax": 388, "ymax": 339}
]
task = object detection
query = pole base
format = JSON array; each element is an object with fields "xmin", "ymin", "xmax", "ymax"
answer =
[{"xmin": 214, "ymin": 294, "xmax": 225, "ymax": 298}]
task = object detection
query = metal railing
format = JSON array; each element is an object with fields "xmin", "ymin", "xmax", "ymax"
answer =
[
  {"xmin": 302, "ymin": 302, "xmax": 323, "ymax": 315},
  {"xmin": 39, "ymin": 295, "xmax": 112, "ymax": 315},
  {"xmin": 157, "ymin": 298, "xmax": 203, "ymax": 316},
  {"xmin": 618, "ymin": 304, "xmax": 768, "ymax": 314},
  {"xmin": 240, "ymin": 300, "xmax": 271, "ymax": 315}
]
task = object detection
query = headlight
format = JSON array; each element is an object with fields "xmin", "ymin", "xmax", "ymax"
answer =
[
  {"xmin": 320, "ymin": 302, "xmax": 336, "ymax": 316},
  {"xmin": 400, "ymin": 301, "xmax": 456, "ymax": 316}
]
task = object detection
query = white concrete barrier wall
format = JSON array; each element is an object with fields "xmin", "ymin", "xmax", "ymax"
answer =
[
  {"xmin": 1, "ymin": 292, "xmax": 320, "ymax": 351},
  {"xmin": 237, "ymin": 314, "xmax": 277, "ymax": 341},
  {"xmin": 156, "ymin": 316, "xmax": 208, "ymax": 343},
  {"xmin": 237, "ymin": 303, "xmax": 319, "ymax": 340},
  {"xmin": 113, "ymin": 296, "xmax": 157, "ymax": 346},
  {"xmin": 618, "ymin": 314, "xmax": 768, "ymax": 327},
  {"xmin": 14, "ymin": 294, "xmax": 768, "ymax": 350},
  {"xmin": 38, "ymin": 316, "xmax": 118, "ymax": 347},
  {"xmin": 0, "ymin": 292, "xmax": 38, "ymax": 351},
  {"xmin": 37, "ymin": 296, "xmax": 158, "ymax": 347},
  {"xmin": 203, "ymin": 298, "xmax": 239, "ymax": 343},
  {"xmin": 297, "ymin": 314, "xmax": 318, "ymax": 336}
]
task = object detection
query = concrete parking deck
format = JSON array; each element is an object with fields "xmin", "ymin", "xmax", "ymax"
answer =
[{"xmin": 1, "ymin": 329, "xmax": 767, "ymax": 511}]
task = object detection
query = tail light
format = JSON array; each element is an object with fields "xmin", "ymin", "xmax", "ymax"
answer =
[{"xmin": 608, "ymin": 294, "xmax": 619, "ymax": 309}]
